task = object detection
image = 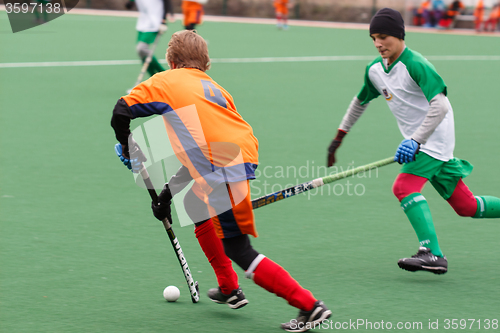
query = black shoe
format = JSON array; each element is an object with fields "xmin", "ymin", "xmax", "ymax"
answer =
[
  {"xmin": 281, "ymin": 300, "xmax": 332, "ymax": 332},
  {"xmin": 207, "ymin": 286, "xmax": 248, "ymax": 309},
  {"xmin": 398, "ymin": 247, "xmax": 448, "ymax": 274}
]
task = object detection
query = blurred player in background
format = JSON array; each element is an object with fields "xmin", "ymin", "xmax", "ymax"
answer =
[
  {"xmin": 34, "ymin": 0, "xmax": 50, "ymax": 23},
  {"xmin": 474, "ymin": 0, "xmax": 485, "ymax": 31},
  {"xmin": 182, "ymin": 0, "xmax": 207, "ymax": 30},
  {"xmin": 112, "ymin": 30, "xmax": 331, "ymax": 332},
  {"xmin": 438, "ymin": 0, "xmax": 465, "ymax": 29},
  {"xmin": 418, "ymin": 0, "xmax": 432, "ymax": 27},
  {"xmin": 274, "ymin": 0, "xmax": 293, "ymax": 30},
  {"xmin": 327, "ymin": 8, "xmax": 500, "ymax": 275},
  {"xmin": 125, "ymin": 0, "xmax": 173, "ymax": 76},
  {"xmin": 432, "ymin": 0, "xmax": 446, "ymax": 27},
  {"xmin": 484, "ymin": 2, "xmax": 500, "ymax": 32}
]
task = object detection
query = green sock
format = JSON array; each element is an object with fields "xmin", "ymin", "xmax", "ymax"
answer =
[
  {"xmin": 401, "ymin": 193, "xmax": 443, "ymax": 257},
  {"xmin": 147, "ymin": 56, "xmax": 165, "ymax": 76},
  {"xmin": 474, "ymin": 196, "xmax": 500, "ymax": 218}
]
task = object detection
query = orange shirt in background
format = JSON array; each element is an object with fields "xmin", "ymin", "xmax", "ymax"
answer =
[
  {"xmin": 274, "ymin": 0, "xmax": 290, "ymax": 15},
  {"xmin": 182, "ymin": 0, "xmax": 204, "ymax": 27}
]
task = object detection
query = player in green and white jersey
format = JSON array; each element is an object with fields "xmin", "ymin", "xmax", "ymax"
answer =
[
  {"xmin": 125, "ymin": 0, "xmax": 173, "ymax": 76},
  {"xmin": 327, "ymin": 8, "xmax": 500, "ymax": 275}
]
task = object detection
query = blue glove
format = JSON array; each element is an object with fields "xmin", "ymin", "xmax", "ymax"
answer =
[
  {"xmin": 114, "ymin": 143, "xmax": 143, "ymax": 173},
  {"xmin": 115, "ymin": 143, "xmax": 132, "ymax": 170},
  {"xmin": 394, "ymin": 139, "xmax": 420, "ymax": 164}
]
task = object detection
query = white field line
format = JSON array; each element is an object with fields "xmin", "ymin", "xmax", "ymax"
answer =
[
  {"xmin": 0, "ymin": 60, "xmax": 141, "ymax": 68},
  {"xmin": 2, "ymin": 55, "xmax": 500, "ymax": 68},
  {"xmin": 427, "ymin": 55, "xmax": 500, "ymax": 60}
]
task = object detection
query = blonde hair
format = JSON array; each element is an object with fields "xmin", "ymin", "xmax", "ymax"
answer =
[{"xmin": 166, "ymin": 30, "xmax": 210, "ymax": 72}]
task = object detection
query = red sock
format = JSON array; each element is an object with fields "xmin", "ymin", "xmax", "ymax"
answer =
[
  {"xmin": 446, "ymin": 179, "xmax": 477, "ymax": 217},
  {"xmin": 392, "ymin": 173, "xmax": 427, "ymax": 202},
  {"xmin": 252, "ymin": 257, "xmax": 316, "ymax": 311},
  {"xmin": 195, "ymin": 220, "xmax": 238, "ymax": 294}
]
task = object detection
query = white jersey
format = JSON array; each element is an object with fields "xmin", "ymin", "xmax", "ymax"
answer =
[
  {"xmin": 358, "ymin": 47, "xmax": 455, "ymax": 161},
  {"xmin": 136, "ymin": 0, "xmax": 164, "ymax": 32}
]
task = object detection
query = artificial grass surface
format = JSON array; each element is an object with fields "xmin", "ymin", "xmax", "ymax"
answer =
[{"xmin": 1, "ymin": 11, "xmax": 499, "ymax": 332}]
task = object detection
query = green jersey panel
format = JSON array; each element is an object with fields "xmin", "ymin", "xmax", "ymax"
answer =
[
  {"xmin": 357, "ymin": 58, "xmax": 381, "ymax": 105},
  {"xmin": 401, "ymin": 49, "xmax": 447, "ymax": 102}
]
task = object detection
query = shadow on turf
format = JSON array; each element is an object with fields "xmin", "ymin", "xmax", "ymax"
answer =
[{"xmin": 392, "ymin": 275, "xmax": 449, "ymax": 284}]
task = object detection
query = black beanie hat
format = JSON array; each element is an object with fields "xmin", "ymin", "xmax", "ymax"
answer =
[{"xmin": 369, "ymin": 8, "xmax": 405, "ymax": 40}]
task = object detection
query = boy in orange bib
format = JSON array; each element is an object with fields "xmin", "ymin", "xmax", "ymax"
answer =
[{"xmin": 112, "ymin": 30, "xmax": 331, "ymax": 331}]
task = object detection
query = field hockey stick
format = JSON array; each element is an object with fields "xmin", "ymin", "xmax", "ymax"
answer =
[
  {"xmin": 127, "ymin": 29, "xmax": 166, "ymax": 94},
  {"xmin": 138, "ymin": 164, "xmax": 200, "ymax": 303},
  {"xmin": 251, "ymin": 157, "xmax": 396, "ymax": 209}
]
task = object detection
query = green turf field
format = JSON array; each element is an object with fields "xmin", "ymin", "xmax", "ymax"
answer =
[{"xmin": 1, "ymin": 12, "xmax": 500, "ymax": 333}]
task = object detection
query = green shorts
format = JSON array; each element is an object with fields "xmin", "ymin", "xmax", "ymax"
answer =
[
  {"xmin": 137, "ymin": 31, "xmax": 158, "ymax": 44},
  {"xmin": 400, "ymin": 152, "xmax": 473, "ymax": 200}
]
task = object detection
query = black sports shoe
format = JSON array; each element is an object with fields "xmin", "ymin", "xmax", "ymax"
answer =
[
  {"xmin": 207, "ymin": 286, "xmax": 248, "ymax": 309},
  {"xmin": 398, "ymin": 247, "xmax": 448, "ymax": 274},
  {"xmin": 281, "ymin": 300, "xmax": 332, "ymax": 332}
]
